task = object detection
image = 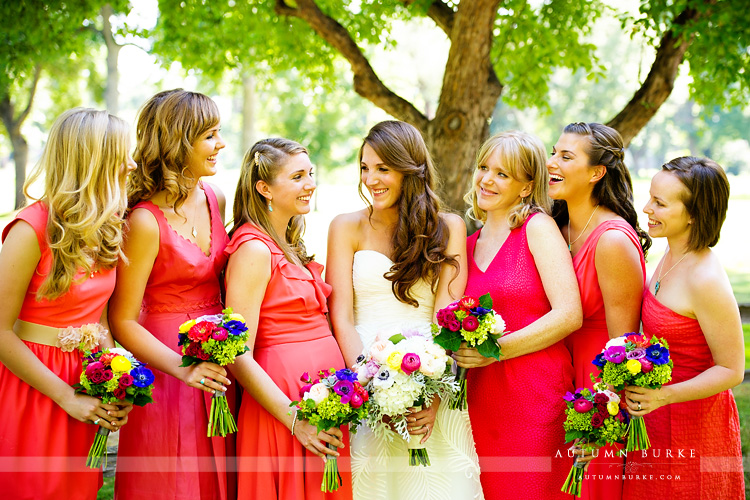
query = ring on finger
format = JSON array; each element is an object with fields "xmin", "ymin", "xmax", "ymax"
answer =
[
  {"xmin": 200, "ymin": 378, "xmax": 205, "ymax": 385},
  {"xmin": 637, "ymin": 402, "xmax": 642, "ymax": 411},
  {"xmin": 94, "ymin": 418, "xmax": 100, "ymax": 425}
]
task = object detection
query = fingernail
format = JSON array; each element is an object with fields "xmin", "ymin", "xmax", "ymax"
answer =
[
  {"xmin": 212, "ymin": 389, "xmax": 216, "ymax": 394},
  {"xmin": 222, "ymin": 386, "xmax": 227, "ymax": 392},
  {"xmin": 107, "ymin": 411, "xmax": 112, "ymax": 416}
]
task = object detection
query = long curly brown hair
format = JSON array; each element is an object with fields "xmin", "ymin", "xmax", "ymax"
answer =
[{"xmin": 359, "ymin": 121, "xmax": 458, "ymax": 307}]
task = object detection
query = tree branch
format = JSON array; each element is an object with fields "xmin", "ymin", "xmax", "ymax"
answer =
[
  {"xmin": 16, "ymin": 64, "xmax": 41, "ymax": 129},
  {"xmin": 402, "ymin": 0, "xmax": 455, "ymax": 36},
  {"xmin": 275, "ymin": 0, "xmax": 429, "ymax": 130},
  {"xmin": 607, "ymin": 6, "xmax": 701, "ymax": 146}
]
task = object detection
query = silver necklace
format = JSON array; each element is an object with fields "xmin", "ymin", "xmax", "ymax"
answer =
[
  {"xmin": 654, "ymin": 247, "xmax": 688, "ymax": 296},
  {"xmin": 568, "ymin": 205, "xmax": 599, "ymax": 252}
]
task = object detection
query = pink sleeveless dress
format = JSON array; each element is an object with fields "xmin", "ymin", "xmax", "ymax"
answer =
[
  {"xmin": 622, "ymin": 290, "xmax": 744, "ymax": 499},
  {"xmin": 0, "ymin": 202, "xmax": 116, "ymax": 499},
  {"xmin": 115, "ymin": 184, "xmax": 232, "ymax": 500},
  {"xmin": 465, "ymin": 213, "xmax": 574, "ymax": 500},
  {"xmin": 565, "ymin": 219, "xmax": 646, "ymax": 500},
  {"xmin": 227, "ymin": 223, "xmax": 352, "ymax": 500}
]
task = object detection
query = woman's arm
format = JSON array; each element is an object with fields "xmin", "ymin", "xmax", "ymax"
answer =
[
  {"xmin": 226, "ymin": 238, "xmax": 342, "ymax": 458},
  {"xmin": 595, "ymin": 229, "xmax": 645, "ymax": 338},
  {"xmin": 625, "ymin": 255, "xmax": 744, "ymax": 415},
  {"xmin": 208, "ymin": 183, "xmax": 226, "ymax": 224},
  {"xmin": 325, "ymin": 213, "xmax": 364, "ymax": 367},
  {"xmin": 454, "ymin": 214, "xmax": 582, "ymax": 368},
  {"xmin": 432, "ymin": 213, "xmax": 468, "ymax": 315},
  {"xmin": 0, "ymin": 222, "xmax": 126, "ymax": 430},
  {"xmin": 108, "ymin": 208, "xmax": 229, "ymax": 394}
]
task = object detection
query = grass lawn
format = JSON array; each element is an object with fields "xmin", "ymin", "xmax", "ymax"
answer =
[
  {"xmin": 744, "ymin": 324, "xmax": 750, "ymax": 368},
  {"xmin": 732, "ymin": 383, "xmax": 750, "ymax": 498},
  {"xmin": 97, "ymin": 476, "xmax": 114, "ymax": 500}
]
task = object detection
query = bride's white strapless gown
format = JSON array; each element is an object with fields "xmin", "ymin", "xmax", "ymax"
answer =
[{"xmin": 351, "ymin": 250, "xmax": 484, "ymax": 500}]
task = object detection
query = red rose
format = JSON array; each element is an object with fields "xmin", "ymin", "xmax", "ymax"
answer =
[
  {"xmin": 119, "ymin": 372, "xmax": 134, "ymax": 388},
  {"xmin": 591, "ymin": 413, "xmax": 605, "ymax": 428},
  {"xmin": 188, "ymin": 321, "xmax": 215, "ymax": 342},
  {"xmin": 593, "ymin": 393, "xmax": 609, "ymax": 404},
  {"xmin": 113, "ymin": 386, "xmax": 127, "ymax": 400},
  {"xmin": 447, "ymin": 319, "xmax": 461, "ymax": 332},
  {"xmin": 462, "ymin": 316, "xmax": 479, "ymax": 332},
  {"xmin": 196, "ymin": 349, "xmax": 211, "ymax": 361},
  {"xmin": 102, "ymin": 369, "xmax": 114, "ymax": 381},
  {"xmin": 596, "ymin": 403, "xmax": 607, "ymax": 414}
]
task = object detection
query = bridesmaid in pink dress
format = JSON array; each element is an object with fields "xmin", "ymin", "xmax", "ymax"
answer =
[
  {"xmin": 453, "ymin": 131, "xmax": 582, "ymax": 500},
  {"xmin": 224, "ymin": 138, "xmax": 352, "ymax": 499},
  {"xmin": 109, "ymin": 90, "xmax": 233, "ymax": 500},
  {"xmin": 0, "ymin": 108, "xmax": 134, "ymax": 499},
  {"xmin": 622, "ymin": 157, "xmax": 744, "ymax": 499},
  {"xmin": 546, "ymin": 123, "xmax": 650, "ymax": 500}
]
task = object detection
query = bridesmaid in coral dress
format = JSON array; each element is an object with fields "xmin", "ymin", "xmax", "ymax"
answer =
[
  {"xmin": 453, "ymin": 131, "xmax": 582, "ymax": 500},
  {"xmin": 547, "ymin": 123, "xmax": 650, "ymax": 500},
  {"xmin": 225, "ymin": 138, "xmax": 351, "ymax": 499},
  {"xmin": 0, "ymin": 108, "xmax": 134, "ymax": 499},
  {"xmin": 109, "ymin": 90, "xmax": 233, "ymax": 500},
  {"xmin": 623, "ymin": 157, "xmax": 744, "ymax": 499}
]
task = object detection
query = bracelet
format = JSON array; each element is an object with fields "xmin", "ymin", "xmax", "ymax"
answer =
[{"xmin": 291, "ymin": 410, "xmax": 298, "ymax": 436}]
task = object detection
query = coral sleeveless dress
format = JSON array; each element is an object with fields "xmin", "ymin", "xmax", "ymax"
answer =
[
  {"xmin": 464, "ymin": 213, "xmax": 575, "ymax": 500},
  {"xmin": 115, "ymin": 184, "xmax": 231, "ymax": 500},
  {"xmin": 227, "ymin": 223, "xmax": 352, "ymax": 500},
  {"xmin": 622, "ymin": 290, "xmax": 744, "ymax": 499},
  {"xmin": 0, "ymin": 202, "xmax": 116, "ymax": 500},
  {"xmin": 564, "ymin": 219, "xmax": 645, "ymax": 500}
]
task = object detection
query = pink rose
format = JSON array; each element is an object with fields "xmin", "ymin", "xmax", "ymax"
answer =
[
  {"xmin": 574, "ymin": 399, "xmax": 593, "ymax": 413},
  {"xmin": 447, "ymin": 319, "xmax": 461, "ymax": 332},
  {"xmin": 446, "ymin": 302, "xmax": 460, "ymax": 312},
  {"xmin": 119, "ymin": 372, "xmax": 134, "ymax": 388},
  {"xmin": 211, "ymin": 327, "xmax": 229, "ymax": 342},
  {"xmin": 400, "ymin": 353, "xmax": 421, "ymax": 375},
  {"xmin": 640, "ymin": 359, "xmax": 653, "ymax": 373},
  {"xmin": 299, "ymin": 383, "xmax": 313, "ymax": 398},
  {"xmin": 350, "ymin": 392, "xmax": 364, "ymax": 409},
  {"xmin": 462, "ymin": 316, "xmax": 479, "ymax": 332}
]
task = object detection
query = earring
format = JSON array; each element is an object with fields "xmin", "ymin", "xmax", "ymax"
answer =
[{"xmin": 268, "ymin": 202, "xmax": 273, "ymax": 212}]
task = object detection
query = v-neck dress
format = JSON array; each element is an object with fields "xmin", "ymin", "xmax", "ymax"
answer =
[
  {"xmin": 115, "ymin": 184, "xmax": 231, "ymax": 500},
  {"xmin": 464, "ymin": 213, "xmax": 574, "ymax": 500}
]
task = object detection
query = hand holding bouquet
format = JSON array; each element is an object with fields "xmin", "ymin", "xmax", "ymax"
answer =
[
  {"xmin": 354, "ymin": 328, "xmax": 457, "ymax": 466},
  {"xmin": 76, "ymin": 348, "xmax": 155, "ymax": 468},
  {"xmin": 593, "ymin": 332, "xmax": 673, "ymax": 451},
  {"xmin": 560, "ymin": 383, "xmax": 629, "ymax": 497},
  {"xmin": 291, "ymin": 368, "xmax": 369, "ymax": 492},
  {"xmin": 178, "ymin": 308, "xmax": 250, "ymax": 437},
  {"xmin": 431, "ymin": 294, "xmax": 504, "ymax": 410}
]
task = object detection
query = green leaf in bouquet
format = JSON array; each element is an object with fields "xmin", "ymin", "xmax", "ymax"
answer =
[
  {"xmin": 132, "ymin": 393, "xmax": 154, "ymax": 406},
  {"xmin": 180, "ymin": 355, "xmax": 203, "ymax": 367},
  {"xmin": 564, "ymin": 430, "xmax": 584, "ymax": 442},
  {"xmin": 433, "ymin": 328, "xmax": 462, "ymax": 351},
  {"xmin": 476, "ymin": 333, "xmax": 502, "ymax": 361},
  {"xmin": 388, "ymin": 333, "xmax": 406, "ymax": 344},
  {"xmin": 478, "ymin": 293, "xmax": 493, "ymax": 309}
]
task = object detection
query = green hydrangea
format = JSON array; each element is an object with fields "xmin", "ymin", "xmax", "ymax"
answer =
[
  {"xmin": 205, "ymin": 338, "xmax": 248, "ymax": 366},
  {"xmin": 464, "ymin": 319, "xmax": 493, "ymax": 347},
  {"xmin": 317, "ymin": 395, "xmax": 352, "ymax": 421},
  {"xmin": 563, "ymin": 408, "xmax": 593, "ymax": 433},
  {"xmin": 601, "ymin": 362, "xmax": 630, "ymax": 390},
  {"xmin": 632, "ymin": 364, "xmax": 672, "ymax": 388},
  {"xmin": 455, "ymin": 310, "xmax": 468, "ymax": 321},
  {"xmin": 598, "ymin": 417, "xmax": 628, "ymax": 445}
]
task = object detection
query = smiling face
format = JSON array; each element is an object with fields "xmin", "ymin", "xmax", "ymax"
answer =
[
  {"xmin": 360, "ymin": 143, "xmax": 404, "ymax": 212},
  {"xmin": 474, "ymin": 146, "xmax": 533, "ymax": 214},
  {"xmin": 643, "ymin": 170, "xmax": 692, "ymax": 242},
  {"xmin": 186, "ymin": 124, "xmax": 226, "ymax": 178},
  {"xmin": 546, "ymin": 133, "xmax": 600, "ymax": 201},
  {"xmin": 261, "ymin": 152, "xmax": 316, "ymax": 218}
]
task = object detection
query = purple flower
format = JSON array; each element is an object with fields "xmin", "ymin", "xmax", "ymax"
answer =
[
  {"xmin": 645, "ymin": 344, "xmax": 670, "ymax": 365},
  {"xmin": 364, "ymin": 359, "xmax": 380, "ymax": 378},
  {"xmin": 333, "ymin": 380, "xmax": 354, "ymax": 404},
  {"xmin": 574, "ymin": 399, "xmax": 593, "ymax": 413},
  {"xmin": 626, "ymin": 348, "xmax": 646, "ymax": 360},
  {"xmin": 131, "ymin": 366, "xmax": 155, "ymax": 388},
  {"xmin": 335, "ymin": 368, "xmax": 358, "ymax": 383},
  {"xmin": 470, "ymin": 306, "xmax": 493, "ymax": 316},
  {"xmin": 563, "ymin": 391, "xmax": 578, "ymax": 402},
  {"xmin": 223, "ymin": 320, "xmax": 248, "ymax": 336},
  {"xmin": 400, "ymin": 353, "xmax": 421, "ymax": 375},
  {"xmin": 603, "ymin": 346, "xmax": 626, "ymax": 364},
  {"xmin": 592, "ymin": 352, "xmax": 606, "ymax": 368}
]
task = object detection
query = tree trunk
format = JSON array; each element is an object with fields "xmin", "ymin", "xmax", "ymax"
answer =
[
  {"xmin": 101, "ymin": 4, "xmax": 121, "ymax": 114},
  {"xmin": 0, "ymin": 96, "xmax": 29, "ymax": 210},
  {"xmin": 241, "ymin": 72, "xmax": 257, "ymax": 153}
]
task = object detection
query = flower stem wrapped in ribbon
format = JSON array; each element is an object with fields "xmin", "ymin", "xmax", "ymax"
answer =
[
  {"xmin": 75, "ymin": 347, "xmax": 155, "ymax": 468},
  {"xmin": 177, "ymin": 308, "xmax": 250, "ymax": 437},
  {"xmin": 560, "ymin": 383, "xmax": 629, "ymax": 497},
  {"xmin": 353, "ymin": 328, "xmax": 457, "ymax": 466},
  {"xmin": 431, "ymin": 294, "xmax": 504, "ymax": 410},
  {"xmin": 291, "ymin": 368, "xmax": 369, "ymax": 492},
  {"xmin": 592, "ymin": 332, "xmax": 673, "ymax": 451}
]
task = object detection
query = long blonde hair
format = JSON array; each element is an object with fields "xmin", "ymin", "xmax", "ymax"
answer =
[
  {"xmin": 465, "ymin": 130, "xmax": 551, "ymax": 228},
  {"xmin": 23, "ymin": 108, "xmax": 131, "ymax": 299},
  {"xmin": 128, "ymin": 89, "xmax": 220, "ymax": 213},
  {"xmin": 229, "ymin": 138, "xmax": 313, "ymax": 265}
]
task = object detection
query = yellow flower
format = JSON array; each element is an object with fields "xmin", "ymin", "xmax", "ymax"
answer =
[
  {"xmin": 228, "ymin": 313, "xmax": 245, "ymax": 322},
  {"xmin": 111, "ymin": 355, "xmax": 132, "ymax": 373},
  {"xmin": 179, "ymin": 319, "xmax": 196, "ymax": 333},
  {"xmin": 386, "ymin": 352, "xmax": 404, "ymax": 371},
  {"xmin": 607, "ymin": 401, "xmax": 619, "ymax": 415},
  {"xmin": 626, "ymin": 359, "xmax": 642, "ymax": 375}
]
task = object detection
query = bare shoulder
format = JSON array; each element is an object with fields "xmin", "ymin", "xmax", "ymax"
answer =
[
  {"xmin": 127, "ymin": 207, "xmax": 160, "ymax": 237},
  {"xmin": 329, "ymin": 209, "xmax": 368, "ymax": 237},
  {"xmin": 204, "ymin": 182, "xmax": 226, "ymax": 206},
  {"xmin": 596, "ymin": 226, "xmax": 641, "ymax": 260},
  {"xmin": 232, "ymin": 238, "xmax": 272, "ymax": 262},
  {"xmin": 439, "ymin": 212, "xmax": 467, "ymax": 234},
  {"xmin": 525, "ymin": 212, "xmax": 559, "ymax": 236},
  {"xmin": 686, "ymin": 250, "xmax": 733, "ymax": 299}
]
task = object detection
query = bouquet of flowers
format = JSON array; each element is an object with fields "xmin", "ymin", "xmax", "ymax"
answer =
[
  {"xmin": 431, "ymin": 294, "xmax": 504, "ymax": 410},
  {"xmin": 75, "ymin": 347, "xmax": 155, "ymax": 468},
  {"xmin": 354, "ymin": 327, "xmax": 457, "ymax": 466},
  {"xmin": 560, "ymin": 383, "xmax": 630, "ymax": 497},
  {"xmin": 290, "ymin": 368, "xmax": 369, "ymax": 492},
  {"xmin": 178, "ymin": 308, "xmax": 250, "ymax": 437},
  {"xmin": 593, "ymin": 332, "xmax": 673, "ymax": 451}
]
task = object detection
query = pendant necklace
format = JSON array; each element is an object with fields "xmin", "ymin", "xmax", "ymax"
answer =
[
  {"xmin": 568, "ymin": 205, "xmax": 599, "ymax": 252},
  {"xmin": 190, "ymin": 190, "xmax": 200, "ymax": 238},
  {"xmin": 654, "ymin": 247, "xmax": 688, "ymax": 296}
]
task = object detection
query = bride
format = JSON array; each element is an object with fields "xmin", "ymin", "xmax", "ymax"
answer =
[{"xmin": 326, "ymin": 120, "xmax": 484, "ymax": 500}]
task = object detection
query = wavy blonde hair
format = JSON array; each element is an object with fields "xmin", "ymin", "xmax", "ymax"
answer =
[
  {"xmin": 229, "ymin": 138, "xmax": 313, "ymax": 265},
  {"xmin": 128, "ymin": 89, "xmax": 220, "ymax": 213},
  {"xmin": 23, "ymin": 108, "xmax": 131, "ymax": 299},
  {"xmin": 465, "ymin": 130, "xmax": 551, "ymax": 228}
]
